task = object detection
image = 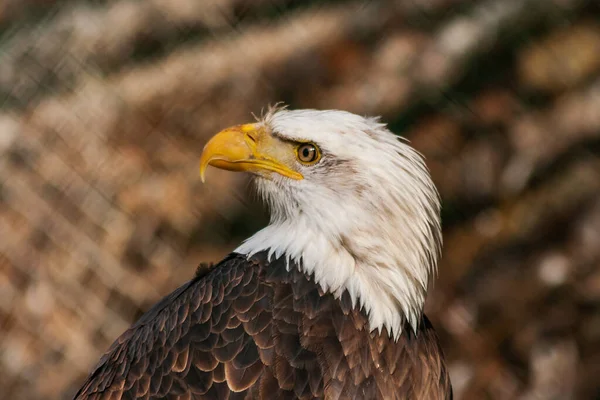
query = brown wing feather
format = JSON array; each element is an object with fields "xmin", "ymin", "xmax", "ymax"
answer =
[
  {"xmin": 75, "ymin": 254, "xmax": 260, "ymax": 399},
  {"xmin": 74, "ymin": 252, "xmax": 452, "ymax": 400}
]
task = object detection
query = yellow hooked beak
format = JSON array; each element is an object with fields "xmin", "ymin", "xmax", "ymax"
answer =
[{"xmin": 199, "ymin": 123, "xmax": 304, "ymax": 182}]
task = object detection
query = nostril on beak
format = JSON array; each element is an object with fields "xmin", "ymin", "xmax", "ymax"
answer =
[{"xmin": 246, "ymin": 132, "xmax": 257, "ymax": 143}]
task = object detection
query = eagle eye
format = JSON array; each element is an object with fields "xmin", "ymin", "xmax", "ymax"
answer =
[{"xmin": 296, "ymin": 143, "xmax": 320, "ymax": 164}]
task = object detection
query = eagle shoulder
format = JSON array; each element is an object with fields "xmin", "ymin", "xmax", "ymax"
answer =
[
  {"xmin": 74, "ymin": 253, "xmax": 267, "ymax": 399},
  {"xmin": 73, "ymin": 253, "xmax": 452, "ymax": 400}
]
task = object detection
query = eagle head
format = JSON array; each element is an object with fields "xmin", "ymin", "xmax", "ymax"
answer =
[{"xmin": 199, "ymin": 106, "xmax": 442, "ymax": 339}]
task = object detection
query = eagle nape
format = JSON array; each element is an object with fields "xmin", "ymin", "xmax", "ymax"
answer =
[{"xmin": 74, "ymin": 106, "xmax": 452, "ymax": 400}]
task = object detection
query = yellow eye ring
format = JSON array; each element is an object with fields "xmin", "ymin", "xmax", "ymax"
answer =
[{"xmin": 296, "ymin": 143, "xmax": 321, "ymax": 164}]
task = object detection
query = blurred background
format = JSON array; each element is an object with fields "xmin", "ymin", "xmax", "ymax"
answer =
[{"xmin": 0, "ymin": 0, "xmax": 599, "ymax": 399}]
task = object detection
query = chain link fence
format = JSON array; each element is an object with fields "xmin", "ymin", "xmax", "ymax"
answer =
[{"xmin": 1, "ymin": 0, "xmax": 599, "ymax": 399}]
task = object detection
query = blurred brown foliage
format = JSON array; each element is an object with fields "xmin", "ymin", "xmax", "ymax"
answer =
[{"xmin": 1, "ymin": 0, "xmax": 599, "ymax": 399}]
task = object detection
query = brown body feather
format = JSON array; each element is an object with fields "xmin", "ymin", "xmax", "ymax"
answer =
[{"xmin": 74, "ymin": 252, "xmax": 452, "ymax": 400}]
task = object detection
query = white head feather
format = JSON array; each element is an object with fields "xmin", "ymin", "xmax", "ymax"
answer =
[{"xmin": 235, "ymin": 106, "xmax": 442, "ymax": 340}]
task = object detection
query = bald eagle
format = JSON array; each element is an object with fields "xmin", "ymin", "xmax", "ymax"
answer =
[{"xmin": 74, "ymin": 107, "xmax": 452, "ymax": 399}]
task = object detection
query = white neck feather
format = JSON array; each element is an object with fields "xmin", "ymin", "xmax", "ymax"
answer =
[{"xmin": 235, "ymin": 109, "xmax": 442, "ymax": 340}]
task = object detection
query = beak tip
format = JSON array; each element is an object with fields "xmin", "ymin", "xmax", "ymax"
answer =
[{"xmin": 199, "ymin": 162, "xmax": 207, "ymax": 183}]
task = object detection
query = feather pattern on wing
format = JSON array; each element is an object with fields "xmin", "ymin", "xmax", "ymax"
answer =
[{"xmin": 74, "ymin": 252, "xmax": 451, "ymax": 400}]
